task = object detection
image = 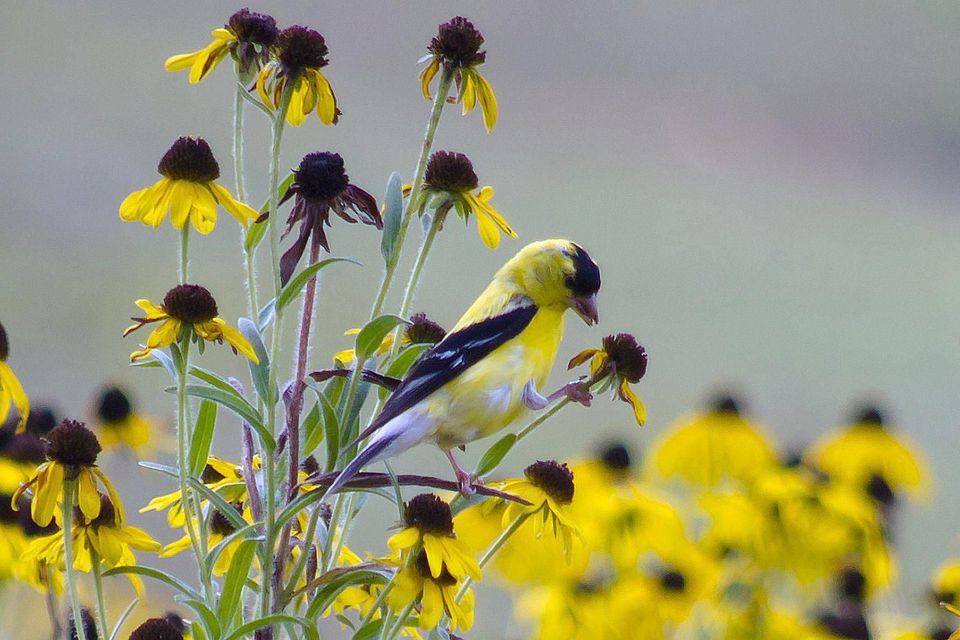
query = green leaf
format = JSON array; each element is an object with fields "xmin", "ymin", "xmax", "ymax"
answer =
[
  {"xmin": 103, "ymin": 566, "xmax": 202, "ymax": 601},
  {"xmin": 474, "ymin": 433, "xmax": 518, "ymax": 477},
  {"xmin": 138, "ymin": 461, "xmax": 179, "ymax": 479},
  {"xmin": 223, "ymin": 615, "xmax": 319, "ymax": 640},
  {"xmin": 379, "ymin": 343, "xmax": 431, "ymax": 400},
  {"xmin": 188, "ymin": 478, "xmax": 248, "ymax": 530},
  {"xmin": 258, "ymin": 298, "xmax": 276, "ymax": 331},
  {"xmin": 380, "ymin": 172, "xmax": 403, "ymax": 265},
  {"xmin": 205, "ymin": 523, "xmax": 262, "ymax": 579},
  {"xmin": 177, "ymin": 597, "xmax": 222, "ymax": 640},
  {"xmin": 301, "ymin": 402, "xmax": 323, "ymax": 457},
  {"xmin": 183, "ymin": 384, "xmax": 274, "ymax": 450},
  {"xmin": 108, "ymin": 599, "xmax": 139, "ymax": 640},
  {"xmin": 244, "ymin": 217, "xmax": 269, "ymax": 253},
  {"xmin": 217, "ymin": 538, "xmax": 260, "ymax": 623},
  {"xmin": 354, "ymin": 619, "xmax": 385, "ymax": 640},
  {"xmin": 355, "ymin": 315, "xmax": 408, "ymax": 362},
  {"xmin": 276, "ymin": 257, "xmax": 361, "ymax": 312},
  {"xmin": 318, "ymin": 391, "xmax": 340, "ymax": 472},
  {"xmin": 237, "ymin": 317, "xmax": 273, "ymax": 404},
  {"xmin": 305, "ymin": 568, "xmax": 389, "ymax": 620},
  {"xmin": 188, "ymin": 400, "xmax": 217, "ymax": 476},
  {"xmin": 188, "ymin": 366, "xmax": 237, "ymax": 394},
  {"xmin": 190, "ymin": 621, "xmax": 207, "ymax": 640},
  {"xmin": 138, "ymin": 349, "xmax": 177, "ymax": 381}
]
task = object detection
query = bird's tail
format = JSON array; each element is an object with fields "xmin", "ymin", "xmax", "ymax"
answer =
[{"xmin": 321, "ymin": 434, "xmax": 397, "ymax": 503}]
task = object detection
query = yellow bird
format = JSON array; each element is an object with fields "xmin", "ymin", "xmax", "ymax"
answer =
[{"xmin": 326, "ymin": 239, "xmax": 601, "ymax": 497}]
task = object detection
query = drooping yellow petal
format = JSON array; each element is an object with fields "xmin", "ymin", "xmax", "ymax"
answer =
[
  {"xmin": 188, "ymin": 39, "xmax": 230, "ymax": 84},
  {"xmin": 33, "ymin": 463, "xmax": 64, "ymax": 528},
  {"xmin": 256, "ymin": 66, "xmax": 275, "ymax": 110},
  {"xmin": 460, "ymin": 70, "xmax": 478, "ymax": 115},
  {"xmin": 168, "ymin": 180, "xmax": 195, "ymax": 230},
  {"xmin": 419, "ymin": 57, "xmax": 440, "ymax": 100},
  {"xmin": 146, "ymin": 319, "xmax": 182, "ymax": 350},
  {"xmin": 209, "ymin": 183, "xmax": 258, "ymax": 226},
  {"xmin": 138, "ymin": 179, "xmax": 175, "ymax": 228},
  {"xmin": 474, "ymin": 187, "xmax": 517, "ymax": 237},
  {"xmin": 0, "ymin": 363, "xmax": 29, "ymax": 433},
  {"xmin": 189, "ymin": 182, "xmax": 218, "ymax": 234},
  {"xmin": 419, "ymin": 579, "xmax": 444, "ymax": 629},
  {"xmin": 134, "ymin": 299, "xmax": 168, "ymax": 319},
  {"xmin": 465, "ymin": 193, "xmax": 501, "ymax": 249},
  {"xmin": 164, "ymin": 51, "xmax": 201, "ymax": 72},
  {"xmin": 72, "ymin": 533, "xmax": 94, "ymax": 573},
  {"xmin": 386, "ymin": 527, "xmax": 420, "ymax": 553},
  {"xmin": 119, "ymin": 187, "xmax": 148, "ymax": 221},
  {"xmin": 311, "ymin": 69, "xmax": 338, "ymax": 125},
  {"xmin": 567, "ymin": 348, "xmax": 600, "ymax": 370},
  {"xmin": 285, "ymin": 77, "xmax": 309, "ymax": 127},
  {"xmin": 211, "ymin": 318, "xmax": 259, "ymax": 363},
  {"xmin": 618, "ymin": 380, "xmax": 647, "ymax": 426},
  {"xmin": 77, "ymin": 469, "xmax": 102, "ymax": 521},
  {"xmin": 473, "ymin": 71, "xmax": 498, "ymax": 132}
]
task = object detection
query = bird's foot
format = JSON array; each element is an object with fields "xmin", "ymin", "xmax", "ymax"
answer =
[
  {"xmin": 456, "ymin": 469, "xmax": 476, "ymax": 498},
  {"xmin": 550, "ymin": 380, "xmax": 593, "ymax": 407}
]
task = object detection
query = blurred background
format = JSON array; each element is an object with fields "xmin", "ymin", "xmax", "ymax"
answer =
[{"xmin": 2, "ymin": 2, "xmax": 959, "ymax": 637}]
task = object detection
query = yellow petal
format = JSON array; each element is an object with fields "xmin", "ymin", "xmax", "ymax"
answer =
[
  {"xmin": 119, "ymin": 187, "xmax": 148, "ymax": 221},
  {"xmin": 188, "ymin": 40, "xmax": 228, "ymax": 84},
  {"xmin": 460, "ymin": 70, "xmax": 477, "ymax": 115},
  {"xmin": 138, "ymin": 179, "xmax": 175, "ymax": 228},
  {"xmin": 77, "ymin": 469, "xmax": 102, "ymax": 521},
  {"xmin": 567, "ymin": 348, "xmax": 600, "ymax": 370},
  {"xmin": 94, "ymin": 528, "xmax": 125, "ymax": 567},
  {"xmin": 256, "ymin": 66, "xmax": 275, "ymax": 110},
  {"xmin": 209, "ymin": 183, "xmax": 258, "ymax": 226},
  {"xmin": 146, "ymin": 319, "xmax": 181, "ymax": 350},
  {"xmin": 419, "ymin": 579, "xmax": 444, "ymax": 629},
  {"xmin": 386, "ymin": 527, "xmax": 420, "ymax": 553},
  {"xmin": 422, "ymin": 535, "xmax": 444, "ymax": 578},
  {"xmin": 474, "ymin": 71, "xmax": 498, "ymax": 132},
  {"xmin": 190, "ymin": 183, "xmax": 218, "ymax": 234},
  {"xmin": 135, "ymin": 299, "xmax": 168, "ymax": 319},
  {"xmin": 1, "ymin": 364, "xmax": 29, "ymax": 433},
  {"xmin": 311, "ymin": 69, "xmax": 338, "ymax": 125},
  {"xmin": 168, "ymin": 180, "xmax": 194, "ymax": 230},
  {"xmin": 473, "ymin": 207, "xmax": 501, "ymax": 249},
  {"xmin": 33, "ymin": 463, "xmax": 63, "ymax": 528},
  {"xmin": 619, "ymin": 380, "xmax": 647, "ymax": 426},
  {"xmin": 419, "ymin": 57, "xmax": 440, "ymax": 100},
  {"xmin": 164, "ymin": 51, "xmax": 201, "ymax": 72},
  {"xmin": 472, "ymin": 188, "xmax": 516, "ymax": 237},
  {"xmin": 212, "ymin": 318, "xmax": 259, "ymax": 363}
]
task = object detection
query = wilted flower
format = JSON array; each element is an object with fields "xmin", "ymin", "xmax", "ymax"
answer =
[{"xmin": 568, "ymin": 333, "xmax": 648, "ymax": 425}]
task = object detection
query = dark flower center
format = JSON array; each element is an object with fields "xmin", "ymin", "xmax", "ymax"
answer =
[
  {"xmin": 163, "ymin": 614, "xmax": 188, "ymax": 634},
  {"xmin": 659, "ymin": 569, "xmax": 686, "ymax": 592},
  {"xmin": 601, "ymin": 334, "xmax": 648, "ymax": 383},
  {"xmin": 710, "ymin": 393, "xmax": 742, "ymax": 415},
  {"xmin": 404, "ymin": 313, "xmax": 447, "ymax": 345},
  {"xmin": 852, "ymin": 404, "xmax": 885, "ymax": 427},
  {"xmin": 838, "ymin": 566, "xmax": 867, "ymax": 602},
  {"xmin": 0, "ymin": 493, "xmax": 17, "ymax": 524},
  {"xmin": 932, "ymin": 628, "xmax": 954, "ymax": 640},
  {"xmin": 163, "ymin": 284, "xmax": 219, "ymax": 324},
  {"xmin": 403, "ymin": 493, "xmax": 454, "ymax": 535},
  {"xmin": 69, "ymin": 608, "xmax": 98, "ymax": 640},
  {"xmin": 277, "ymin": 26, "xmax": 329, "ymax": 71},
  {"xmin": 415, "ymin": 549, "xmax": 457, "ymax": 586},
  {"xmin": 97, "ymin": 387, "xmax": 132, "ymax": 424},
  {"xmin": 200, "ymin": 463, "xmax": 226, "ymax": 484},
  {"xmin": 300, "ymin": 455, "xmax": 320, "ymax": 476},
  {"xmin": 25, "ymin": 406, "xmax": 58, "ymax": 436},
  {"xmin": 210, "ymin": 507, "xmax": 239, "ymax": 536},
  {"xmin": 227, "ymin": 9, "xmax": 278, "ymax": 46},
  {"xmin": 129, "ymin": 618, "xmax": 184, "ymax": 640},
  {"xmin": 428, "ymin": 17, "xmax": 487, "ymax": 68},
  {"xmin": 294, "ymin": 152, "xmax": 349, "ymax": 201},
  {"xmin": 424, "ymin": 151, "xmax": 478, "ymax": 192},
  {"xmin": 865, "ymin": 473, "xmax": 895, "ymax": 506},
  {"xmin": 0, "ymin": 321, "xmax": 7, "ymax": 361},
  {"xmin": 2, "ymin": 433, "xmax": 46, "ymax": 463},
  {"xmin": 817, "ymin": 610, "xmax": 870, "ymax": 640},
  {"xmin": 599, "ymin": 443, "xmax": 632, "ymax": 471},
  {"xmin": 46, "ymin": 419, "xmax": 101, "ymax": 468},
  {"xmin": 524, "ymin": 460, "xmax": 575, "ymax": 504},
  {"xmin": 157, "ymin": 137, "xmax": 220, "ymax": 183}
]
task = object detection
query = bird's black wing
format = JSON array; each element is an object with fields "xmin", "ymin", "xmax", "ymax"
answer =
[{"xmin": 352, "ymin": 304, "xmax": 538, "ymax": 444}]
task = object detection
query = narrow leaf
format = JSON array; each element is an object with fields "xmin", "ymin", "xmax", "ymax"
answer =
[
  {"xmin": 237, "ymin": 318, "xmax": 272, "ymax": 403},
  {"xmin": 380, "ymin": 172, "xmax": 403, "ymax": 265},
  {"xmin": 108, "ymin": 599, "xmax": 139, "ymax": 640},
  {"xmin": 183, "ymin": 384, "xmax": 274, "ymax": 449},
  {"xmin": 302, "ymin": 402, "xmax": 324, "ymax": 457},
  {"xmin": 103, "ymin": 566, "xmax": 202, "ymax": 601},
  {"xmin": 276, "ymin": 257, "xmax": 361, "ymax": 312},
  {"xmin": 474, "ymin": 433, "xmax": 518, "ymax": 477},
  {"xmin": 217, "ymin": 539, "xmax": 260, "ymax": 622},
  {"xmin": 223, "ymin": 615, "xmax": 319, "ymax": 640},
  {"xmin": 243, "ymin": 216, "xmax": 269, "ymax": 252},
  {"xmin": 188, "ymin": 400, "xmax": 217, "ymax": 476},
  {"xmin": 355, "ymin": 315, "xmax": 408, "ymax": 361},
  {"xmin": 258, "ymin": 298, "xmax": 276, "ymax": 331}
]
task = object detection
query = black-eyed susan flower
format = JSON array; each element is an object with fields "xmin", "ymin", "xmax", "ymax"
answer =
[
  {"xmin": 161, "ymin": 503, "xmax": 248, "ymax": 575},
  {"xmin": 278, "ymin": 151, "xmax": 381, "ymax": 284},
  {"xmin": 388, "ymin": 494, "xmax": 480, "ymax": 583},
  {"xmin": 0, "ymin": 322, "xmax": 29, "ymax": 433},
  {"xmin": 500, "ymin": 460, "xmax": 581, "ymax": 555},
  {"xmin": 808, "ymin": 404, "xmax": 928, "ymax": 500},
  {"xmin": 420, "ymin": 17, "xmax": 498, "ymax": 132},
  {"xmin": 124, "ymin": 284, "xmax": 258, "ymax": 363},
  {"xmin": 333, "ymin": 312, "xmax": 445, "ymax": 365},
  {"xmin": 119, "ymin": 137, "xmax": 258, "ymax": 234},
  {"xmin": 387, "ymin": 550, "xmax": 475, "ymax": 633},
  {"xmin": 651, "ymin": 394, "xmax": 776, "ymax": 486},
  {"xmin": 257, "ymin": 26, "xmax": 339, "ymax": 126},
  {"xmin": 408, "ymin": 151, "xmax": 516, "ymax": 249},
  {"xmin": 25, "ymin": 493, "xmax": 160, "ymax": 577},
  {"xmin": 129, "ymin": 618, "xmax": 185, "ymax": 640},
  {"xmin": 92, "ymin": 386, "xmax": 165, "ymax": 456},
  {"xmin": 13, "ymin": 420, "xmax": 120, "ymax": 528},
  {"xmin": 568, "ymin": 333, "xmax": 649, "ymax": 426},
  {"xmin": 164, "ymin": 8, "xmax": 278, "ymax": 83}
]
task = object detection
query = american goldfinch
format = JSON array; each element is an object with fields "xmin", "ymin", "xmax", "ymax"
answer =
[{"xmin": 327, "ymin": 239, "xmax": 601, "ymax": 497}]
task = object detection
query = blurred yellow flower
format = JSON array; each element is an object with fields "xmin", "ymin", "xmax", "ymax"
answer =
[
  {"xmin": 92, "ymin": 386, "xmax": 168, "ymax": 456},
  {"xmin": 0, "ymin": 322, "xmax": 29, "ymax": 433}
]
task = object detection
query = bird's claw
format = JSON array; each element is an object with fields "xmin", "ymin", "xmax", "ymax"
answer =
[{"xmin": 456, "ymin": 469, "xmax": 476, "ymax": 498}]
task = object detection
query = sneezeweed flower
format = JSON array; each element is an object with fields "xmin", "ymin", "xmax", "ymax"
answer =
[
  {"xmin": 420, "ymin": 17, "xmax": 498, "ymax": 132},
  {"xmin": 119, "ymin": 137, "xmax": 258, "ymax": 234},
  {"xmin": 651, "ymin": 393, "xmax": 776, "ymax": 486},
  {"xmin": 93, "ymin": 386, "xmax": 164, "ymax": 456},
  {"xmin": 124, "ymin": 284, "xmax": 258, "ymax": 363},
  {"xmin": 129, "ymin": 618, "xmax": 184, "ymax": 640},
  {"xmin": 387, "ymin": 550, "xmax": 475, "ymax": 633},
  {"xmin": 25, "ymin": 493, "xmax": 160, "ymax": 583},
  {"xmin": 500, "ymin": 460, "xmax": 581, "ymax": 555},
  {"xmin": 568, "ymin": 332, "xmax": 649, "ymax": 426},
  {"xmin": 164, "ymin": 8, "xmax": 279, "ymax": 83},
  {"xmin": 13, "ymin": 420, "xmax": 121, "ymax": 528},
  {"xmin": 257, "ymin": 26, "xmax": 339, "ymax": 126},
  {"xmin": 808, "ymin": 404, "xmax": 928, "ymax": 499},
  {"xmin": 409, "ymin": 151, "xmax": 516, "ymax": 249},
  {"xmin": 278, "ymin": 151, "xmax": 381, "ymax": 284},
  {"xmin": 0, "ymin": 321, "xmax": 29, "ymax": 433},
  {"xmin": 388, "ymin": 494, "xmax": 480, "ymax": 583}
]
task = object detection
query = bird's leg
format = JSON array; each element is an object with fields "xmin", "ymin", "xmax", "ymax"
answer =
[
  {"xmin": 444, "ymin": 449, "xmax": 475, "ymax": 497},
  {"xmin": 546, "ymin": 378, "xmax": 593, "ymax": 407},
  {"xmin": 521, "ymin": 380, "xmax": 550, "ymax": 410}
]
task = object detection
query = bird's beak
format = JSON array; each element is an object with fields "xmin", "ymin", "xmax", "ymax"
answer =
[{"xmin": 572, "ymin": 293, "xmax": 599, "ymax": 326}]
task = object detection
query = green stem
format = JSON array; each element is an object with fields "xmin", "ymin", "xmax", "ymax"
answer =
[
  {"xmin": 384, "ymin": 601, "xmax": 416, "ymax": 640},
  {"xmin": 282, "ymin": 503, "xmax": 322, "ymax": 597},
  {"xmin": 515, "ymin": 397, "xmax": 571, "ymax": 442},
  {"xmin": 455, "ymin": 513, "xmax": 529, "ymax": 603},
  {"xmin": 369, "ymin": 67, "xmax": 453, "ymax": 320},
  {"xmin": 234, "ymin": 83, "xmax": 248, "ymax": 204},
  {"xmin": 179, "ymin": 225, "xmax": 190, "ymax": 284},
  {"xmin": 91, "ymin": 550, "xmax": 108, "ymax": 640},
  {"xmin": 320, "ymin": 493, "xmax": 345, "ymax": 573},
  {"xmin": 61, "ymin": 478, "xmax": 86, "ymax": 640},
  {"xmin": 360, "ymin": 551, "xmax": 415, "ymax": 629},
  {"xmin": 42, "ymin": 567, "xmax": 62, "ymax": 640}
]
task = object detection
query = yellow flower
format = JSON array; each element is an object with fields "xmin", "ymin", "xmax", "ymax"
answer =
[
  {"xmin": 141, "ymin": 455, "xmax": 247, "ymax": 528},
  {"xmin": 807, "ymin": 405, "xmax": 928, "ymax": 499},
  {"xmin": 933, "ymin": 559, "xmax": 960, "ymax": 608},
  {"xmin": 386, "ymin": 551, "xmax": 474, "ymax": 632},
  {"xmin": 499, "ymin": 460, "xmax": 581, "ymax": 556},
  {"xmin": 119, "ymin": 136, "xmax": 258, "ymax": 234},
  {"xmin": 257, "ymin": 26, "xmax": 339, "ymax": 126},
  {"xmin": 12, "ymin": 420, "xmax": 121, "ymax": 528},
  {"xmin": 420, "ymin": 17, "xmax": 498, "ymax": 132},
  {"xmin": 410, "ymin": 151, "xmax": 516, "ymax": 249},
  {"xmin": 568, "ymin": 333, "xmax": 649, "ymax": 426},
  {"xmin": 161, "ymin": 503, "xmax": 249, "ymax": 576},
  {"xmin": 124, "ymin": 284, "xmax": 258, "ymax": 363},
  {"xmin": 387, "ymin": 494, "xmax": 480, "ymax": 583},
  {"xmin": 0, "ymin": 322, "xmax": 29, "ymax": 433},
  {"xmin": 334, "ymin": 313, "xmax": 446, "ymax": 365},
  {"xmin": 24, "ymin": 493, "xmax": 159, "ymax": 580},
  {"xmin": 165, "ymin": 9, "xmax": 278, "ymax": 83},
  {"xmin": 651, "ymin": 394, "xmax": 776, "ymax": 486},
  {"xmin": 93, "ymin": 386, "xmax": 168, "ymax": 456}
]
